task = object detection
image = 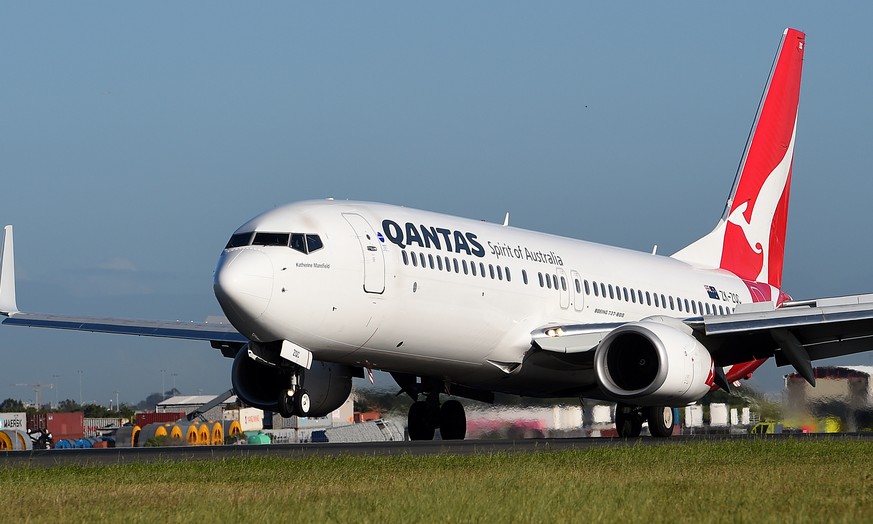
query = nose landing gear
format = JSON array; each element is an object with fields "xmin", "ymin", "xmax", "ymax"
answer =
[{"xmin": 278, "ymin": 387, "xmax": 311, "ymax": 417}]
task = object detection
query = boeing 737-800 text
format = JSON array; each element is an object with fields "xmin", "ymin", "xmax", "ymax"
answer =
[{"xmin": 3, "ymin": 28, "xmax": 873, "ymax": 439}]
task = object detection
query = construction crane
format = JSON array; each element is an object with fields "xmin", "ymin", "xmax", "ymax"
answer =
[{"xmin": 12, "ymin": 383, "xmax": 55, "ymax": 409}]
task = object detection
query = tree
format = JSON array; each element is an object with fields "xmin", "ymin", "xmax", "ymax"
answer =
[
  {"xmin": 0, "ymin": 398, "xmax": 25, "ymax": 412},
  {"xmin": 57, "ymin": 399, "xmax": 81, "ymax": 412}
]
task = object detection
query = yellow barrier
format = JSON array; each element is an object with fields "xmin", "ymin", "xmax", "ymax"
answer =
[{"xmin": 211, "ymin": 422, "xmax": 224, "ymax": 446}]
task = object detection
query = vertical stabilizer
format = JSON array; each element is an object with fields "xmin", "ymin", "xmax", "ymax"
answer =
[
  {"xmin": 0, "ymin": 225, "xmax": 18, "ymax": 314},
  {"xmin": 672, "ymin": 28, "xmax": 805, "ymax": 289}
]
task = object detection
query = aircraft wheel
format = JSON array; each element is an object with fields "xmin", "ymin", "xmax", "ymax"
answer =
[
  {"xmin": 646, "ymin": 406, "xmax": 675, "ymax": 438},
  {"xmin": 407, "ymin": 401, "xmax": 434, "ymax": 441},
  {"xmin": 295, "ymin": 389, "xmax": 311, "ymax": 417},
  {"xmin": 615, "ymin": 404, "xmax": 643, "ymax": 438},
  {"xmin": 439, "ymin": 400, "xmax": 466, "ymax": 440},
  {"xmin": 277, "ymin": 389, "xmax": 295, "ymax": 418}
]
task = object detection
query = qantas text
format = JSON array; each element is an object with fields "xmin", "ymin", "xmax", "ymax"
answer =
[{"xmin": 382, "ymin": 220, "xmax": 486, "ymax": 257}]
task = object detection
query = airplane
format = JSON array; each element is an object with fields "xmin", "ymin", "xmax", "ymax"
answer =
[{"xmin": 3, "ymin": 27, "xmax": 873, "ymax": 440}]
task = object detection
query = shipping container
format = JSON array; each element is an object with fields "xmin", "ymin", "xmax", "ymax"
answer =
[
  {"xmin": 29, "ymin": 412, "xmax": 86, "ymax": 441},
  {"xmin": 84, "ymin": 418, "xmax": 124, "ymax": 437},
  {"xmin": 136, "ymin": 412, "xmax": 184, "ymax": 427}
]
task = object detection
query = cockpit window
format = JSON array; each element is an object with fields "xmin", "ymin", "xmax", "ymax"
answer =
[
  {"xmin": 225, "ymin": 232, "xmax": 253, "ymax": 249},
  {"xmin": 290, "ymin": 233, "xmax": 307, "ymax": 253},
  {"xmin": 253, "ymin": 232, "xmax": 290, "ymax": 246},
  {"xmin": 306, "ymin": 234, "xmax": 323, "ymax": 253},
  {"xmin": 226, "ymin": 230, "xmax": 323, "ymax": 254}
]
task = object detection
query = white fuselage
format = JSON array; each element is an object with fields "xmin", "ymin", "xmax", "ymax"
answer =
[{"xmin": 213, "ymin": 199, "xmax": 771, "ymax": 398}]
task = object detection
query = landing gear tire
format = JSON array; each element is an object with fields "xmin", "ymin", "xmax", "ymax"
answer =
[
  {"xmin": 646, "ymin": 406, "xmax": 675, "ymax": 438},
  {"xmin": 278, "ymin": 388, "xmax": 311, "ymax": 417},
  {"xmin": 295, "ymin": 389, "xmax": 311, "ymax": 417},
  {"xmin": 615, "ymin": 404, "xmax": 643, "ymax": 438},
  {"xmin": 408, "ymin": 401, "xmax": 435, "ymax": 441},
  {"xmin": 439, "ymin": 400, "xmax": 466, "ymax": 440},
  {"xmin": 278, "ymin": 389, "xmax": 295, "ymax": 418}
]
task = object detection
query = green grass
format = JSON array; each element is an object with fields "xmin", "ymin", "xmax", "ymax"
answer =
[{"xmin": 2, "ymin": 440, "xmax": 873, "ymax": 523}]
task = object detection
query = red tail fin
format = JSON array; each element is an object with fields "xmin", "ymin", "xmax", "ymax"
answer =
[{"xmin": 673, "ymin": 28, "xmax": 805, "ymax": 289}]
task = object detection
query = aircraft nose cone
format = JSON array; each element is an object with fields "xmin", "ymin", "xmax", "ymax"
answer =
[{"xmin": 214, "ymin": 249, "xmax": 274, "ymax": 324}]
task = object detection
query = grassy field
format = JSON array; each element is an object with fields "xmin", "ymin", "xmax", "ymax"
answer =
[{"xmin": 2, "ymin": 439, "xmax": 872, "ymax": 523}]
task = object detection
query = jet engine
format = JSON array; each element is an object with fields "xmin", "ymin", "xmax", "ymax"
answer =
[
  {"xmin": 594, "ymin": 318, "xmax": 713, "ymax": 405},
  {"xmin": 231, "ymin": 346, "xmax": 354, "ymax": 417}
]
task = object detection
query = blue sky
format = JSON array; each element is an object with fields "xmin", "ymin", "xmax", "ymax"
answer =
[{"xmin": 1, "ymin": 3, "xmax": 872, "ymax": 406}]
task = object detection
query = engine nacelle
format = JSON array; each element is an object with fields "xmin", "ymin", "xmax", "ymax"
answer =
[
  {"xmin": 231, "ymin": 348, "xmax": 354, "ymax": 417},
  {"xmin": 594, "ymin": 318, "xmax": 713, "ymax": 406}
]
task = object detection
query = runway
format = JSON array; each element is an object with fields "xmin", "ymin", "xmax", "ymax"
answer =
[{"xmin": 4, "ymin": 433, "xmax": 873, "ymax": 467}]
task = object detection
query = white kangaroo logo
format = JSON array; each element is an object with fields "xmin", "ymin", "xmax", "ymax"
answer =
[{"xmin": 726, "ymin": 120, "xmax": 797, "ymax": 283}]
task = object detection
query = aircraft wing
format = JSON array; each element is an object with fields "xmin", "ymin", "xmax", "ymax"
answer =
[
  {"xmin": 0, "ymin": 225, "xmax": 247, "ymax": 351},
  {"xmin": 692, "ymin": 295, "xmax": 873, "ymax": 380},
  {"xmin": 532, "ymin": 294, "xmax": 873, "ymax": 386},
  {"xmin": 1, "ymin": 311, "xmax": 246, "ymax": 343}
]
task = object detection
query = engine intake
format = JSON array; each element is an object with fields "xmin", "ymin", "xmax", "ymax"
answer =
[
  {"xmin": 594, "ymin": 318, "xmax": 713, "ymax": 405},
  {"xmin": 231, "ymin": 345, "xmax": 354, "ymax": 417}
]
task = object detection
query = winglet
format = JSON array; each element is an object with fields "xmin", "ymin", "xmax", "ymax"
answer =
[{"xmin": 0, "ymin": 225, "xmax": 19, "ymax": 315}]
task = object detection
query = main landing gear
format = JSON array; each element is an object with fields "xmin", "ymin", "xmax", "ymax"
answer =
[
  {"xmin": 278, "ymin": 367, "xmax": 311, "ymax": 418},
  {"xmin": 407, "ymin": 395, "xmax": 467, "ymax": 440},
  {"xmin": 615, "ymin": 404, "xmax": 675, "ymax": 438}
]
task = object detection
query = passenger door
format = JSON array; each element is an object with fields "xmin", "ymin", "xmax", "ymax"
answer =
[{"xmin": 342, "ymin": 213, "xmax": 385, "ymax": 294}]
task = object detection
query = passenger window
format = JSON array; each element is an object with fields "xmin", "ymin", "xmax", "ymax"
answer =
[
  {"xmin": 684, "ymin": 299, "xmax": 690, "ymax": 312},
  {"xmin": 505, "ymin": 268, "xmax": 511, "ymax": 282},
  {"xmin": 546, "ymin": 275, "xmax": 552, "ymax": 289},
  {"xmin": 522, "ymin": 270, "xmax": 528, "ymax": 285},
  {"xmin": 437, "ymin": 256, "xmax": 443, "ymax": 271},
  {"xmin": 225, "ymin": 232, "xmax": 253, "ymax": 249},
  {"xmin": 623, "ymin": 287, "xmax": 629, "ymax": 302},
  {"xmin": 445, "ymin": 256, "xmax": 451, "ymax": 272},
  {"xmin": 630, "ymin": 289, "xmax": 636, "ymax": 303},
  {"xmin": 496, "ymin": 266, "xmax": 503, "ymax": 280},
  {"xmin": 453, "ymin": 259, "xmax": 460, "ymax": 273},
  {"xmin": 705, "ymin": 303, "xmax": 711, "ymax": 315},
  {"xmin": 601, "ymin": 283, "xmax": 606, "ymax": 297},
  {"xmin": 678, "ymin": 299, "xmax": 684, "ymax": 312},
  {"xmin": 593, "ymin": 281, "xmax": 599, "ymax": 297},
  {"xmin": 608, "ymin": 285, "xmax": 614, "ymax": 299},
  {"xmin": 489, "ymin": 265, "xmax": 495, "ymax": 279},
  {"xmin": 428, "ymin": 254, "xmax": 435, "ymax": 269},
  {"xmin": 462, "ymin": 260, "xmax": 469, "ymax": 275},
  {"xmin": 419, "ymin": 253, "xmax": 426, "ymax": 267},
  {"xmin": 411, "ymin": 252, "xmax": 418, "ymax": 267},
  {"xmin": 306, "ymin": 234, "xmax": 323, "ymax": 253},
  {"xmin": 561, "ymin": 276, "xmax": 567, "ymax": 291},
  {"xmin": 661, "ymin": 294, "xmax": 667, "ymax": 309},
  {"xmin": 553, "ymin": 275, "xmax": 559, "ymax": 290},
  {"xmin": 669, "ymin": 296, "xmax": 674, "ymax": 310},
  {"xmin": 575, "ymin": 279, "xmax": 581, "ymax": 294},
  {"xmin": 698, "ymin": 302, "xmax": 704, "ymax": 315},
  {"xmin": 471, "ymin": 262, "xmax": 477, "ymax": 277},
  {"xmin": 538, "ymin": 273, "xmax": 544, "ymax": 287},
  {"xmin": 402, "ymin": 251, "xmax": 409, "ymax": 265},
  {"xmin": 691, "ymin": 301, "xmax": 698, "ymax": 314},
  {"xmin": 646, "ymin": 292, "xmax": 651, "ymax": 306},
  {"xmin": 290, "ymin": 234, "xmax": 307, "ymax": 253},
  {"xmin": 480, "ymin": 263, "xmax": 486, "ymax": 278},
  {"xmin": 584, "ymin": 280, "xmax": 590, "ymax": 295}
]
